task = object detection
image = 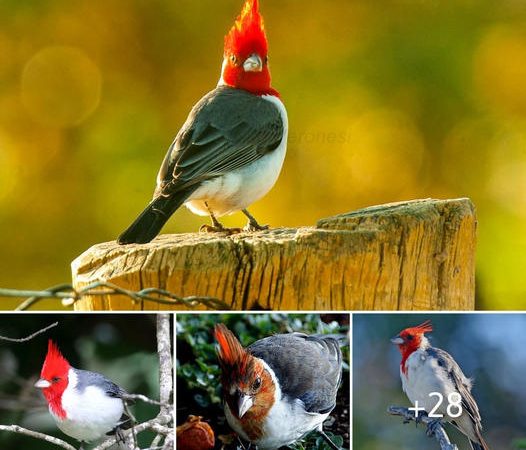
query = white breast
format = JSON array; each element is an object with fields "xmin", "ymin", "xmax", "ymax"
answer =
[
  {"xmin": 402, "ymin": 350, "xmax": 458, "ymax": 418},
  {"xmin": 185, "ymin": 94, "xmax": 288, "ymax": 217},
  {"xmin": 51, "ymin": 369, "xmax": 124, "ymax": 442}
]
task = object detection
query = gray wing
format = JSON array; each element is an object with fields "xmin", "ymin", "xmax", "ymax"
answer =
[
  {"xmin": 155, "ymin": 85, "xmax": 284, "ymax": 195},
  {"xmin": 427, "ymin": 347, "xmax": 482, "ymax": 424},
  {"xmin": 248, "ymin": 333, "xmax": 343, "ymax": 414},
  {"xmin": 74, "ymin": 369, "xmax": 127, "ymax": 399}
]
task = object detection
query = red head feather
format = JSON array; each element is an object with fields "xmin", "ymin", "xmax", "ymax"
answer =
[
  {"xmin": 37, "ymin": 340, "xmax": 71, "ymax": 418},
  {"xmin": 393, "ymin": 320, "xmax": 433, "ymax": 374},
  {"xmin": 214, "ymin": 324, "xmax": 255, "ymax": 384},
  {"xmin": 224, "ymin": 0, "xmax": 268, "ymax": 62},
  {"xmin": 221, "ymin": 0, "xmax": 276, "ymax": 96}
]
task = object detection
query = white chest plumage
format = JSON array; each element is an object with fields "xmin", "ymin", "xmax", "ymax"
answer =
[
  {"xmin": 185, "ymin": 94, "xmax": 288, "ymax": 217},
  {"xmin": 51, "ymin": 369, "xmax": 124, "ymax": 442},
  {"xmin": 402, "ymin": 349, "xmax": 453, "ymax": 415}
]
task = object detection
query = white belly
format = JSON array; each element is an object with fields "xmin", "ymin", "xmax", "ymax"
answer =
[
  {"xmin": 185, "ymin": 95, "xmax": 288, "ymax": 217},
  {"xmin": 53, "ymin": 371, "xmax": 124, "ymax": 442},
  {"xmin": 225, "ymin": 399, "xmax": 328, "ymax": 450},
  {"xmin": 401, "ymin": 350, "xmax": 479, "ymax": 442}
]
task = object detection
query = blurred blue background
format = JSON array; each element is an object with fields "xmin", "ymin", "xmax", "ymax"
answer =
[{"xmin": 353, "ymin": 313, "xmax": 526, "ymax": 449}]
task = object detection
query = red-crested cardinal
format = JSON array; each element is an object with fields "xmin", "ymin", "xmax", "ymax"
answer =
[
  {"xmin": 118, "ymin": 0, "xmax": 288, "ymax": 244},
  {"xmin": 214, "ymin": 324, "xmax": 344, "ymax": 450},
  {"xmin": 391, "ymin": 320, "xmax": 490, "ymax": 450},
  {"xmin": 34, "ymin": 340, "xmax": 129, "ymax": 447}
]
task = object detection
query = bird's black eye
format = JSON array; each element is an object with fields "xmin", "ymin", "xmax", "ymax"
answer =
[
  {"xmin": 406, "ymin": 335, "xmax": 414, "ymax": 341},
  {"xmin": 51, "ymin": 376, "xmax": 60, "ymax": 383},
  {"xmin": 252, "ymin": 377, "xmax": 262, "ymax": 391},
  {"xmin": 229, "ymin": 54, "xmax": 238, "ymax": 65}
]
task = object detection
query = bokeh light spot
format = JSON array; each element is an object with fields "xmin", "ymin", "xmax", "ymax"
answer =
[
  {"xmin": 347, "ymin": 109, "xmax": 426, "ymax": 198},
  {"xmin": 474, "ymin": 27, "xmax": 526, "ymax": 117},
  {"xmin": 21, "ymin": 46, "xmax": 102, "ymax": 127}
]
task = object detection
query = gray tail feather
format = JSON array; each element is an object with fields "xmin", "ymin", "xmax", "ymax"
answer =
[{"xmin": 117, "ymin": 190, "xmax": 192, "ymax": 244}]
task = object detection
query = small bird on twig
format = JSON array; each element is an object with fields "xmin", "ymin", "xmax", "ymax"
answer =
[
  {"xmin": 391, "ymin": 320, "xmax": 490, "ymax": 450},
  {"xmin": 35, "ymin": 340, "xmax": 130, "ymax": 449},
  {"xmin": 214, "ymin": 323, "xmax": 345, "ymax": 450},
  {"xmin": 118, "ymin": 0, "xmax": 288, "ymax": 244}
]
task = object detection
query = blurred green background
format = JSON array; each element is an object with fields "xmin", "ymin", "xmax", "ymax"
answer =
[
  {"xmin": 1, "ymin": 0, "xmax": 526, "ymax": 308},
  {"xmin": 0, "ymin": 314, "xmax": 161, "ymax": 449},
  {"xmin": 353, "ymin": 314, "xmax": 526, "ymax": 449}
]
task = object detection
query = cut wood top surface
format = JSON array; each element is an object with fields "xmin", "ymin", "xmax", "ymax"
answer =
[{"xmin": 71, "ymin": 198, "xmax": 476, "ymax": 311}]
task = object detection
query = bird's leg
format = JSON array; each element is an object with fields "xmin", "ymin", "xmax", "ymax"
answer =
[
  {"xmin": 242, "ymin": 209, "xmax": 268, "ymax": 232},
  {"xmin": 200, "ymin": 202, "xmax": 241, "ymax": 234},
  {"xmin": 318, "ymin": 430, "xmax": 340, "ymax": 450},
  {"xmin": 78, "ymin": 442, "xmax": 85, "ymax": 450}
]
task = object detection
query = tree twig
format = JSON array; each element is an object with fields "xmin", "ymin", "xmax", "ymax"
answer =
[
  {"xmin": 0, "ymin": 322, "xmax": 58, "ymax": 342},
  {"xmin": 0, "ymin": 425, "xmax": 76, "ymax": 450},
  {"xmin": 92, "ymin": 413, "xmax": 173, "ymax": 450},
  {"xmin": 157, "ymin": 314, "xmax": 173, "ymax": 414},
  {"xmin": 388, "ymin": 405, "xmax": 458, "ymax": 450}
]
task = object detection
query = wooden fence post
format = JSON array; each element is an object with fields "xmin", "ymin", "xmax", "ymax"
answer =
[{"xmin": 71, "ymin": 198, "xmax": 476, "ymax": 311}]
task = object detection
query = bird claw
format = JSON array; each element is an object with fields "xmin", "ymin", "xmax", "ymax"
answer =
[
  {"xmin": 243, "ymin": 222, "xmax": 269, "ymax": 232},
  {"xmin": 199, "ymin": 224, "xmax": 242, "ymax": 234}
]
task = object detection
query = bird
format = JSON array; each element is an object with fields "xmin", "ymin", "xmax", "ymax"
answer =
[
  {"xmin": 214, "ymin": 323, "xmax": 344, "ymax": 450},
  {"xmin": 34, "ymin": 340, "xmax": 130, "ymax": 448},
  {"xmin": 118, "ymin": 0, "xmax": 288, "ymax": 244},
  {"xmin": 391, "ymin": 320, "xmax": 490, "ymax": 450}
]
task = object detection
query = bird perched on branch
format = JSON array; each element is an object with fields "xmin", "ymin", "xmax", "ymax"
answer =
[
  {"xmin": 35, "ymin": 340, "xmax": 130, "ymax": 448},
  {"xmin": 118, "ymin": 0, "xmax": 288, "ymax": 244},
  {"xmin": 214, "ymin": 324, "xmax": 344, "ymax": 450},
  {"xmin": 391, "ymin": 320, "xmax": 490, "ymax": 450}
]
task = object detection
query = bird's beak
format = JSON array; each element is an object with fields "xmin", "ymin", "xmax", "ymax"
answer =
[
  {"xmin": 237, "ymin": 393, "xmax": 254, "ymax": 418},
  {"xmin": 243, "ymin": 54, "xmax": 263, "ymax": 72},
  {"xmin": 390, "ymin": 336, "xmax": 404, "ymax": 345},
  {"xmin": 34, "ymin": 378, "xmax": 51, "ymax": 389}
]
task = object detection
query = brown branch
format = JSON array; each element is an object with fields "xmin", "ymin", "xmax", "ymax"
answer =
[
  {"xmin": 0, "ymin": 425, "xmax": 76, "ymax": 450},
  {"xmin": 0, "ymin": 322, "xmax": 58, "ymax": 342}
]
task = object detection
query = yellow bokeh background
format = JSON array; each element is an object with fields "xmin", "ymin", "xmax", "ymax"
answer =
[{"xmin": 1, "ymin": 0, "xmax": 525, "ymax": 309}]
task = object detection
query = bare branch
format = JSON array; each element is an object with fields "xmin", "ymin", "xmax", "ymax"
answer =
[
  {"xmin": 121, "ymin": 393, "xmax": 169, "ymax": 407},
  {"xmin": 92, "ymin": 413, "xmax": 173, "ymax": 450},
  {"xmin": 388, "ymin": 405, "xmax": 458, "ymax": 450},
  {"xmin": 0, "ymin": 322, "xmax": 58, "ymax": 342},
  {"xmin": 0, "ymin": 425, "xmax": 76, "ymax": 450},
  {"xmin": 156, "ymin": 314, "xmax": 173, "ymax": 414}
]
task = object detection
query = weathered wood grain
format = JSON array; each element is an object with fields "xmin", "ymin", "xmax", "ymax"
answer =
[{"xmin": 71, "ymin": 198, "xmax": 476, "ymax": 311}]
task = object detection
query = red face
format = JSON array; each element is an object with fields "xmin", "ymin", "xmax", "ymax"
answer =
[
  {"xmin": 392, "ymin": 320, "xmax": 433, "ymax": 357},
  {"xmin": 35, "ymin": 340, "xmax": 70, "ymax": 418},
  {"xmin": 221, "ymin": 0, "xmax": 275, "ymax": 95}
]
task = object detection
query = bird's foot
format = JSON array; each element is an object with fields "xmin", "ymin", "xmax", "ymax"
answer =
[
  {"xmin": 199, "ymin": 224, "xmax": 242, "ymax": 234},
  {"xmin": 241, "ymin": 209, "xmax": 268, "ymax": 232},
  {"xmin": 243, "ymin": 221, "xmax": 269, "ymax": 232},
  {"xmin": 426, "ymin": 419, "xmax": 442, "ymax": 437}
]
